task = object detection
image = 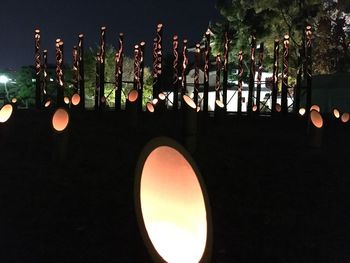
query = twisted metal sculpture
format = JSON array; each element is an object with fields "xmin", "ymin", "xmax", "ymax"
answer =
[
  {"xmin": 256, "ymin": 43, "xmax": 264, "ymax": 114},
  {"xmin": 34, "ymin": 29, "xmax": 42, "ymax": 109},
  {"xmin": 248, "ymin": 35, "xmax": 256, "ymax": 114},
  {"xmin": 305, "ymin": 25, "xmax": 313, "ymax": 112},
  {"xmin": 55, "ymin": 39, "xmax": 64, "ymax": 106},
  {"xmin": 222, "ymin": 31, "xmax": 229, "ymax": 111},
  {"xmin": 281, "ymin": 34, "xmax": 289, "ymax": 115},
  {"xmin": 172, "ymin": 35, "xmax": 179, "ymax": 111},
  {"xmin": 203, "ymin": 31, "xmax": 210, "ymax": 113},
  {"xmin": 115, "ymin": 33, "xmax": 124, "ymax": 111},
  {"xmin": 194, "ymin": 43, "xmax": 201, "ymax": 107},
  {"xmin": 272, "ymin": 39, "xmax": 279, "ymax": 115},
  {"xmin": 237, "ymin": 50, "xmax": 243, "ymax": 115}
]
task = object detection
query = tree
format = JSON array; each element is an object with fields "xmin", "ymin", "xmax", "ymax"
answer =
[{"xmin": 212, "ymin": 0, "xmax": 349, "ymax": 75}]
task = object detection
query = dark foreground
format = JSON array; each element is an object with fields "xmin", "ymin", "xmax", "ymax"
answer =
[{"xmin": 0, "ymin": 109, "xmax": 349, "ymax": 263}]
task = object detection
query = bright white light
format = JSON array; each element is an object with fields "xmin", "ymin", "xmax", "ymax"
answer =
[{"xmin": 0, "ymin": 75, "xmax": 9, "ymax": 84}]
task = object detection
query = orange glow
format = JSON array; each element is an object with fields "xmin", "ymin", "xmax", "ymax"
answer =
[
  {"xmin": 275, "ymin": 103, "xmax": 281, "ymax": 112},
  {"xmin": 11, "ymin": 98, "xmax": 17, "ymax": 104},
  {"xmin": 128, "ymin": 90, "xmax": 139, "ymax": 103},
  {"xmin": 333, "ymin": 108, "xmax": 340, "ymax": 119},
  {"xmin": 64, "ymin": 97, "xmax": 70, "ymax": 105},
  {"xmin": 71, "ymin": 93, "xmax": 81, "ymax": 106},
  {"xmin": 140, "ymin": 146, "xmax": 208, "ymax": 263},
  {"xmin": 341, "ymin": 112, "xmax": 349, "ymax": 123},
  {"xmin": 0, "ymin": 104, "xmax": 13, "ymax": 123},
  {"xmin": 52, "ymin": 108, "xmax": 69, "ymax": 132},
  {"xmin": 299, "ymin": 108, "xmax": 306, "ymax": 116},
  {"xmin": 183, "ymin": 95, "xmax": 196, "ymax": 109},
  {"xmin": 310, "ymin": 110, "xmax": 323, "ymax": 128},
  {"xmin": 310, "ymin": 104, "xmax": 320, "ymax": 112},
  {"xmin": 146, "ymin": 102, "xmax": 155, "ymax": 113},
  {"xmin": 158, "ymin": 93, "xmax": 166, "ymax": 101},
  {"xmin": 215, "ymin": 100, "xmax": 224, "ymax": 108},
  {"xmin": 44, "ymin": 100, "xmax": 51, "ymax": 108}
]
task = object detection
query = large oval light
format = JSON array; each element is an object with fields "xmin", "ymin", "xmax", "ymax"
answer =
[
  {"xmin": 135, "ymin": 138, "xmax": 212, "ymax": 263},
  {"xmin": 52, "ymin": 108, "xmax": 69, "ymax": 132},
  {"xmin": 341, "ymin": 112, "xmax": 349, "ymax": 123},
  {"xmin": 0, "ymin": 104, "xmax": 13, "ymax": 123},
  {"xmin": 128, "ymin": 90, "xmax": 139, "ymax": 103}
]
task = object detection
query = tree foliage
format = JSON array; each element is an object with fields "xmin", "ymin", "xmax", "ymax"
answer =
[
  {"xmin": 212, "ymin": 0, "xmax": 349, "ymax": 75},
  {"xmin": 84, "ymin": 45, "xmax": 153, "ymax": 108}
]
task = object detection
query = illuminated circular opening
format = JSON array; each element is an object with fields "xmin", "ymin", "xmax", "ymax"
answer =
[
  {"xmin": 158, "ymin": 93, "xmax": 166, "ymax": 101},
  {"xmin": 64, "ymin": 97, "xmax": 70, "ymax": 105},
  {"xmin": 333, "ymin": 109, "xmax": 340, "ymax": 119},
  {"xmin": 135, "ymin": 138, "xmax": 211, "ymax": 263},
  {"xmin": 146, "ymin": 102, "xmax": 155, "ymax": 113},
  {"xmin": 152, "ymin": 98, "xmax": 159, "ymax": 105},
  {"xmin": 310, "ymin": 110, "xmax": 323, "ymax": 128},
  {"xmin": 299, "ymin": 108, "xmax": 306, "ymax": 116},
  {"xmin": 183, "ymin": 95, "xmax": 196, "ymax": 109},
  {"xmin": 252, "ymin": 105, "xmax": 257, "ymax": 112},
  {"xmin": 71, "ymin": 93, "xmax": 81, "ymax": 106},
  {"xmin": 341, "ymin": 112, "xmax": 349, "ymax": 123},
  {"xmin": 215, "ymin": 100, "xmax": 224, "ymax": 109},
  {"xmin": 44, "ymin": 100, "xmax": 52, "ymax": 108},
  {"xmin": 11, "ymin": 98, "xmax": 17, "ymax": 104},
  {"xmin": 52, "ymin": 108, "xmax": 69, "ymax": 132},
  {"xmin": 0, "ymin": 104, "xmax": 13, "ymax": 123},
  {"xmin": 128, "ymin": 90, "xmax": 139, "ymax": 103},
  {"xmin": 310, "ymin": 104, "xmax": 320, "ymax": 112},
  {"xmin": 275, "ymin": 103, "xmax": 281, "ymax": 112}
]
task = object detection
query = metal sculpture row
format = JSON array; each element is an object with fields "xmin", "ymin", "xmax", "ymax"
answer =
[{"xmin": 33, "ymin": 25, "xmax": 313, "ymax": 116}]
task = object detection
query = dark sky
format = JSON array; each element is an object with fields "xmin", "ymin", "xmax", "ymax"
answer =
[{"xmin": 0, "ymin": 0, "xmax": 221, "ymax": 70}]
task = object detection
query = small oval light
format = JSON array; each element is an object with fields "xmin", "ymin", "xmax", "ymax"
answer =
[
  {"xmin": 44, "ymin": 100, "xmax": 52, "ymax": 108},
  {"xmin": 299, "ymin": 108, "xmax": 306, "ymax": 116},
  {"xmin": 64, "ymin": 97, "xmax": 70, "ymax": 105},
  {"xmin": 215, "ymin": 100, "xmax": 224, "ymax": 109},
  {"xmin": 52, "ymin": 108, "xmax": 69, "ymax": 132},
  {"xmin": 71, "ymin": 93, "xmax": 81, "ymax": 106},
  {"xmin": 146, "ymin": 102, "xmax": 155, "ymax": 113},
  {"xmin": 341, "ymin": 112, "xmax": 349, "ymax": 123},
  {"xmin": 158, "ymin": 93, "xmax": 166, "ymax": 101},
  {"xmin": 128, "ymin": 90, "xmax": 139, "ymax": 103},
  {"xmin": 252, "ymin": 105, "xmax": 257, "ymax": 112},
  {"xmin": 333, "ymin": 108, "xmax": 340, "ymax": 119},
  {"xmin": 11, "ymin": 98, "xmax": 17, "ymax": 104},
  {"xmin": 183, "ymin": 95, "xmax": 196, "ymax": 109}
]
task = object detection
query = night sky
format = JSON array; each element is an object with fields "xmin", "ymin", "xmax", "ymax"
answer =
[{"xmin": 0, "ymin": 0, "xmax": 221, "ymax": 70}]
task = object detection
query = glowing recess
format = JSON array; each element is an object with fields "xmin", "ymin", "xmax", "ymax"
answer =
[
  {"xmin": 128, "ymin": 90, "xmax": 138, "ymax": 102},
  {"xmin": 71, "ymin": 93, "xmax": 81, "ymax": 106},
  {"xmin": 0, "ymin": 104, "xmax": 13, "ymax": 123},
  {"xmin": 299, "ymin": 108, "xmax": 306, "ymax": 116},
  {"xmin": 139, "ymin": 145, "xmax": 208, "ymax": 263},
  {"xmin": 52, "ymin": 108, "xmax": 69, "ymax": 132},
  {"xmin": 310, "ymin": 110, "xmax": 323, "ymax": 128}
]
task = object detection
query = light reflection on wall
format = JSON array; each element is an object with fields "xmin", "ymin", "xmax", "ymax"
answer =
[{"xmin": 139, "ymin": 145, "xmax": 208, "ymax": 263}]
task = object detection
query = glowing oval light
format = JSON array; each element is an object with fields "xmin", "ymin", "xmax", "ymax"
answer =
[
  {"xmin": 71, "ymin": 93, "xmax": 81, "ymax": 106},
  {"xmin": 135, "ymin": 138, "xmax": 211, "ymax": 263},
  {"xmin": 310, "ymin": 109, "xmax": 323, "ymax": 128},
  {"xmin": 183, "ymin": 95, "xmax": 196, "ymax": 109},
  {"xmin": 128, "ymin": 90, "xmax": 139, "ymax": 103},
  {"xmin": 64, "ymin": 97, "xmax": 70, "ymax": 105},
  {"xmin": 158, "ymin": 93, "xmax": 166, "ymax": 101},
  {"xmin": 0, "ymin": 104, "xmax": 13, "ymax": 123},
  {"xmin": 11, "ymin": 98, "xmax": 17, "ymax": 104},
  {"xmin": 52, "ymin": 108, "xmax": 69, "ymax": 132},
  {"xmin": 215, "ymin": 100, "xmax": 224, "ymax": 108},
  {"xmin": 44, "ymin": 100, "xmax": 51, "ymax": 108},
  {"xmin": 196, "ymin": 106, "xmax": 201, "ymax": 112},
  {"xmin": 146, "ymin": 102, "xmax": 155, "ymax": 113},
  {"xmin": 341, "ymin": 112, "xmax": 349, "ymax": 123},
  {"xmin": 333, "ymin": 108, "xmax": 340, "ymax": 119},
  {"xmin": 252, "ymin": 105, "xmax": 257, "ymax": 112},
  {"xmin": 275, "ymin": 103, "xmax": 281, "ymax": 112},
  {"xmin": 152, "ymin": 98, "xmax": 159, "ymax": 105},
  {"xmin": 299, "ymin": 108, "xmax": 306, "ymax": 116},
  {"xmin": 310, "ymin": 104, "xmax": 320, "ymax": 112}
]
